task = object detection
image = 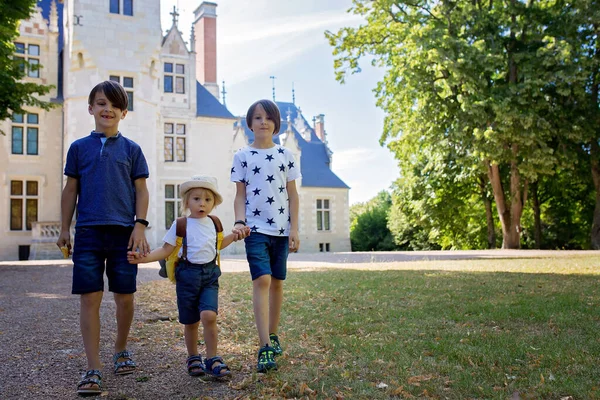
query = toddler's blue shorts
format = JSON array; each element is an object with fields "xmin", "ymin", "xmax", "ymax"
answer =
[{"xmin": 175, "ymin": 259, "xmax": 221, "ymax": 325}]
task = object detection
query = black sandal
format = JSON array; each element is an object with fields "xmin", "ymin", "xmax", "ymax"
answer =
[
  {"xmin": 204, "ymin": 356, "xmax": 232, "ymax": 379},
  {"xmin": 113, "ymin": 350, "xmax": 136, "ymax": 375},
  {"xmin": 186, "ymin": 355, "xmax": 205, "ymax": 377},
  {"xmin": 77, "ymin": 369, "xmax": 102, "ymax": 396}
]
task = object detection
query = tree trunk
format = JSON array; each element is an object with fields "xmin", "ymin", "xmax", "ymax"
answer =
[
  {"xmin": 479, "ymin": 175, "xmax": 496, "ymax": 249},
  {"xmin": 487, "ymin": 156, "xmax": 526, "ymax": 249},
  {"xmin": 591, "ymin": 140, "xmax": 600, "ymax": 249},
  {"xmin": 531, "ymin": 181, "xmax": 542, "ymax": 249}
]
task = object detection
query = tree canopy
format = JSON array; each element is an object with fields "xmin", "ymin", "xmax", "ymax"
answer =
[
  {"xmin": 0, "ymin": 0, "xmax": 55, "ymax": 134},
  {"xmin": 328, "ymin": 0, "xmax": 600, "ymax": 249}
]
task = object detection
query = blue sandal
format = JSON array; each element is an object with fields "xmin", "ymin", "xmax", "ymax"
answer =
[
  {"xmin": 187, "ymin": 355, "xmax": 205, "ymax": 376},
  {"xmin": 203, "ymin": 356, "xmax": 232, "ymax": 379},
  {"xmin": 77, "ymin": 369, "xmax": 102, "ymax": 396},
  {"xmin": 113, "ymin": 350, "xmax": 136, "ymax": 375}
]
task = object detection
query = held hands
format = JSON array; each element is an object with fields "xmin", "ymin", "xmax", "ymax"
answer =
[
  {"xmin": 126, "ymin": 250, "xmax": 144, "ymax": 264},
  {"xmin": 128, "ymin": 224, "xmax": 150, "ymax": 257},
  {"xmin": 232, "ymin": 224, "xmax": 251, "ymax": 241}
]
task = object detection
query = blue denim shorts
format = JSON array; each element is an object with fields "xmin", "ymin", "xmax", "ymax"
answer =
[
  {"xmin": 72, "ymin": 225, "xmax": 136, "ymax": 295},
  {"xmin": 244, "ymin": 232, "xmax": 289, "ymax": 281},
  {"xmin": 175, "ymin": 259, "xmax": 221, "ymax": 325}
]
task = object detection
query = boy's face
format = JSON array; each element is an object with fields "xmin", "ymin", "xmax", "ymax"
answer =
[
  {"xmin": 250, "ymin": 104, "xmax": 276, "ymax": 139},
  {"xmin": 186, "ymin": 188, "xmax": 215, "ymax": 217},
  {"xmin": 88, "ymin": 90, "xmax": 127, "ymax": 135}
]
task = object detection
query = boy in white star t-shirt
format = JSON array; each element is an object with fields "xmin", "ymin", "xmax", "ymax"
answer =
[{"xmin": 231, "ymin": 99, "xmax": 301, "ymax": 372}]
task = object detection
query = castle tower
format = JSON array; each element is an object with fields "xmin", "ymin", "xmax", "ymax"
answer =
[{"xmin": 193, "ymin": 2, "xmax": 219, "ymax": 99}]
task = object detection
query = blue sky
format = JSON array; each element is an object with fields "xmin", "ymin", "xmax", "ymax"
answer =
[{"xmin": 161, "ymin": 0, "xmax": 399, "ymax": 205}]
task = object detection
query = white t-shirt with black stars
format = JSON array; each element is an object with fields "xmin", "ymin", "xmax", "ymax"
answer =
[{"xmin": 230, "ymin": 145, "xmax": 301, "ymax": 236}]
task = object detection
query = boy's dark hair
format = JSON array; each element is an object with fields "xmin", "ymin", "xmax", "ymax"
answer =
[
  {"xmin": 246, "ymin": 99, "xmax": 281, "ymax": 135},
  {"xmin": 88, "ymin": 80, "xmax": 129, "ymax": 111}
]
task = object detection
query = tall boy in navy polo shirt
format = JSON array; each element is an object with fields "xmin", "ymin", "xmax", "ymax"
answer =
[{"xmin": 57, "ymin": 80, "xmax": 150, "ymax": 396}]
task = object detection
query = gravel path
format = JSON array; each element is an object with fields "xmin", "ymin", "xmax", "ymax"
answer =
[{"xmin": 1, "ymin": 250, "xmax": 597, "ymax": 399}]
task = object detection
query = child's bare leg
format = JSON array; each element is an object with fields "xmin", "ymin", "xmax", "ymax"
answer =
[
  {"xmin": 184, "ymin": 322, "xmax": 200, "ymax": 356},
  {"xmin": 113, "ymin": 293, "xmax": 134, "ymax": 352},
  {"xmin": 252, "ymin": 274, "xmax": 271, "ymax": 346},
  {"xmin": 269, "ymin": 278, "xmax": 284, "ymax": 335},
  {"xmin": 80, "ymin": 291, "xmax": 103, "ymax": 390},
  {"xmin": 201, "ymin": 310, "xmax": 218, "ymax": 358}
]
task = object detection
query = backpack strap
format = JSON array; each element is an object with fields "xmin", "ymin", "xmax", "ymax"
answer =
[
  {"xmin": 207, "ymin": 215, "xmax": 224, "ymax": 266},
  {"xmin": 176, "ymin": 217, "xmax": 187, "ymax": 261}
]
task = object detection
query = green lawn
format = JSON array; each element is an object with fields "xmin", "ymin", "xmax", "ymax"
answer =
[{"xmin": 137, "ymin": 256, "xmax": 600, "ymax": 399}]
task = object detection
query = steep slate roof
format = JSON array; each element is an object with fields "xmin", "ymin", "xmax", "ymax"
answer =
[
  {"xmin": 196, "ymin": 81, "xmax": 235, "ymax": 119},
  {"xmin": 236, "ymin": 102, "xmax": 350, "ymax": 189}
]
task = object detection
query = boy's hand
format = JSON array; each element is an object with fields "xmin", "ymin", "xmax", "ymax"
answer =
[
  {"xmin": 129, "ymin": 225, "xmax": 150, "ymax": 256},
  {"xmin": 127, "ymin": 250, "xmax": 142, "ymax": 264},
  {"xmin": 289, "ymin": 229, "xmax": 300, "ymax": 252},
  {"xmin": 56, "ymin": 231, "xmax": 72, "ymax": 255},
  {"xmin": 232, "ymin": 225, "xmax": 251, "ymax": 240}
]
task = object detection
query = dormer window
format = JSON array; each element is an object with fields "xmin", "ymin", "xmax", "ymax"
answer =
[
  {"xmin": 164, "ymin": 63, "xmax": 185, "ymax": 94},
  {"xmin": 110, "ymin": 0, "xmax": 133, "ymax": 16},
  {"xmin": 14, "ymin": 42, "xmax": 40, "ymax": 78}
]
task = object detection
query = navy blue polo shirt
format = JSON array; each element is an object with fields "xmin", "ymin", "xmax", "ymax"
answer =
[{"xmin": 64, "ymin": 131, "xmax": 149, "ymax": 227}]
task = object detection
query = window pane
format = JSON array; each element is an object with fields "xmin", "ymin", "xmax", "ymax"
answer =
[
  {"xmin": 127, "ymin": 91, "xmax": 133, "ymax": 111},
  {"xmin": 326, "ymin": 243, "xmax": 330, "ymax": 252},
  {"xmin": 11, "ymin": 181, "xmax": 23, "ymax": 195},
  {"xmin": 165, "ymin": 201, "xmax": 174, "ymax": 229},
  {"xmin": 319, "ymin": 243, "xmax": 323, "ymax": 252},
  {"xmin": 164, "ymin": 76, "xmax": 173, "ymax": 92},
  {"xmin": 12, "ymin": 127, "xmax": 23, "ymax": 154},
  {"xmin": 15, "ymin": 56, "xmax": 25, "ymax": 73},
  {"xmin": 164, "ymin": 123, "xmax": 173, "ymax": 134},
  {"xmin": 176, "ymin": 137, "xmax": 186, "ymax": 162},
  {"xmin": 316, "ymin": 199, "xmax": 322, "ymax": 209},
  {"xmin": 27, "ymin": 128, "xmax": 38, "ymax": 155},
  {"xmin": 109, "ymin": 75, "xmax": 120, "ymax": 82},
  {"xmin": 317, "ymin": 211, "xmax": 322, "ymax": 231},
  {"xmin": 28, "ymin": 58, "xmax": 39, "ymax": 78},
  {"xmin": 15, "ymin": 42, "xmax": 25, "ymax": 54},
  {"xmin": 123, "ymin": 0, "xmax": 133, "ymax": 16},
  {"xmin": 123, "ymin": 77, "xmax": 133, "ymax": 88},
  {"xmin": 324, "ymin": 211, "xmax": 330, "ymax": 230},
  {"xmin": 324, "ymin": 199, "xmax": 330, "ymax": 209},
  {"xmin": 11, "ymin": 199, "xmax": 23, "ymax": 230},
  {"xmin": 28, "ymin": 44, "xmax": 40, "ymax": 56},
  {"xmin": 110, "ymin": 0, "xmax": 119, "ymax": 14},
  {"xmin": 26, "ymin": 199, "xmax": 38, "ymax": 230},
  {"xmin": 175, "ymin": 76, "xmax": 185, "ymax": 93},
  {"xmin": 27, "ymin": 113, "xmax": 38, "ymax": 124},
  {"xmin": 176, "ymin": 124, "xmax": 185, "ymax": 135},
  {"xmin": 164, "ymin": 137, "xmax": 174, "ymax": 161},
  {"xmin": 12, "ymin": 113, "xmax": 23, "ymax": 123},
  {"xmin": 164, "ymin": 63, "xmax": 173, "ymax": 73},
  {"xmin": 26, "ymin": 181, "xmax": 38, "ymax": 195},
  {"xmin": 165, "ymin": 184, "xmax": 174, "ymax": 199},
  {"xmin": 175, "ymin": 64, "xmax": 184, "ymax": 74}
]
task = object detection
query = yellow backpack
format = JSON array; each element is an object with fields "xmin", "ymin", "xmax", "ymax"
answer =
[{"xmin": 162, "ymin": 215, "xmax": 224, "ymax": 284}]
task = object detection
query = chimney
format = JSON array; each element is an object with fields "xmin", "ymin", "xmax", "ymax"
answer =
[
  {"xmin": 314, "ymin": 114, "xmax": 326, "ymax": 142},
  {"xmin": 193, "ymin": 2, "xmax": 219, "ymax": 99}
]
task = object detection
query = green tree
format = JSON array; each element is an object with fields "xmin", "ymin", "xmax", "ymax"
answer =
[
  {"xmin": 0, "ymin": 0, "xmax": 55, "ymax": 134},
  {"xmin": 350, "ymin": 191, "xmax": 398, "ymax": 251},
  {"xmin": 327, "ymin": 0, "xmax": 579, "ymax": 249}
]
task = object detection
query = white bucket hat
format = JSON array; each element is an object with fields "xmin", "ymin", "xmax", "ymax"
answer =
[{"xmin": 179, "ymin": 175, "xmax": 223, "ymax": 205}]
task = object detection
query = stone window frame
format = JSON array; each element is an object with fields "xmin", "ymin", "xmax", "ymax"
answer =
[
  {"xmin": 108, "ymin": 75, "xmax": 134, "ymax": 111},
  {"xmin": 316, "ymin": 199, "xmax": 331, "ymax": 231},
  {"xmin": 163, "ymin": 62, "xmax": 185, "ymax": 94},
  {"xmin": 163, "ymin": 122, "xmax": 186, "ymax": 163},
  {"xmin": 10, "ymin": 179, "xmax": 39, "ymax": 231},
  {"xmin": 11, "ymin": 112, "xmax": 39, "ymax": 155},
  {"xmin": 14, "ymin": 41, "xmax": 41, "ymax": 78}
]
